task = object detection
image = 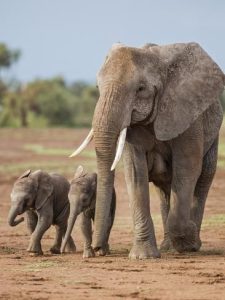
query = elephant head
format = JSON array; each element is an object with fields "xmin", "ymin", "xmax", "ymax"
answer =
[
  {"xmin": 8, "ymin": 170, "xmax": 53, "ymax": 227},
  {"xmin": 71, "ymin": 42, "xmax": 225, "ymax": 251},
  {"xmin": 61, "ymin": 166, "xmax": 97, "ymax": 253}
]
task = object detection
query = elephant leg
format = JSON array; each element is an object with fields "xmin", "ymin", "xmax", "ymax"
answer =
[
  {"xmin": 27, "ymin": 209, "xmax": 52, "ymax": 255},
  {"xmin": 98, "ymin": 216, "xmax": 112, "ymax": 256},
  {"xmin": 81, "ymin": 213, "xmax": 95, "ymax": 258},
  {"xmin": 155, "ymin": 186, "xmax": 173, "ymax": 251},
  {"xmin": 26, "ymin": 210, "xmax": 38, "ymax": 234},
  {"xmin": 190, "ymin": 137, "xmax": 218, "ymax": 250},
  {"xmin": 65, "ymin": 235, "xmax": 76, "ymax": 253},
  {"xmin": 168, "ymin": 126, "xmax": 203, "ymax": 253},
  {"xmin": 50, "ymin": 225, "xmax": 65, "ymax": 254},
  {"xmin": 51, "ymin": 223, "xmax": 76, "ymax": 254},
  {"xmin": 99, "ymin": 190, "xmax": 116, "ymax": 256},
  {"xmin": 123, "ymin": 142, "xmax": 160, "ymax": 259}
]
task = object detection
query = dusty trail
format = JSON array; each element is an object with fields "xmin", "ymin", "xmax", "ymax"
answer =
[{"xmin": 0, "ymin": 128, "xmax": 225, "ymax": 299}]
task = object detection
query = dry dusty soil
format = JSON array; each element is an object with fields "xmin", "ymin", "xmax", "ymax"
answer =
[{"xmin": 0, "ymin": 128, "xmax": 225, "ymax": 300}]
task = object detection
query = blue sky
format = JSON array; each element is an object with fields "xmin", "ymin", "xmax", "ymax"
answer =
[{"xmin": 0, "ymin": 0, "xmax": 224, "ymax": 83}]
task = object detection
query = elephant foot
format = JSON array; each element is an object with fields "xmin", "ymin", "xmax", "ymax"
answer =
[
  {"xmin": 160, "ymin": 237, "xmax": 175, "ymax": 252},
  {"xmin": 66, "ymin": 238, "xmax": 76, "ymax": 253},
  {"xmin": 195, "ymin": 236, "xmax": 202, "ymax": 251},
  {"xmin": 27, "ymin": 249, "xmax": 43, "ymax": 256},
  {"xmin": 98, "ymin": 244, "xmax": 110, "ymax": 256},
  {"xmin": 27, "ymin": 243, "xmax": 43, "ymax": 256},
  {"xmin": 83, "ymin": 247, "xmax": 95, "ymax": 258},
  {"xmin": 129, "ymin": 241, "xmax": 161, "ymax": 260},
  {"xmin": 170, "ymin": 221, "xmax": 200, "ymax": 253},
  {"xmin": 50, "ymin": 246, "xmax": 61, "ymax": 254},
  {"xmin": 28, "ymin": 252, "xmax": 43, "ymax": 257}
]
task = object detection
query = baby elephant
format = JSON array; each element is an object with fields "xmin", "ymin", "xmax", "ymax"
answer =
[
  {"xmin": 61, "ymin": 166, "xmax": 116, "ymax": 258},
  {"xmin": 8, "ymin": 169, "xmax": 76, "ymax": 255}
]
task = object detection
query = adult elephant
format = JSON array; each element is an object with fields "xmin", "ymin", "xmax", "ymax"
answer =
[{"xmin": 71, "ymin": 42, "xmax": 225, "ymax": 259}]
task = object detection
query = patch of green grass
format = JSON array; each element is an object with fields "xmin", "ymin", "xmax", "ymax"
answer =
[
  {"xmin": 217, "ymin": 159, "xmax": 225, "ymax": 168},
  {"xmin": 0, "ymin": 160, "xmax": 97, "ymax": 177},
  {"xmin": 25, "ymin": 260, "xmax": 58, "ymax": 272},
  {"xmin": 217, "ymin": 141, "xmax": 225, "ymax": 168},
  {"xmin": 202, "ymin": 214, "xmax": 225, "ymax": 228},
  {"xmin": 0, "ymin": 246, "xmax": 16, "ymax": 254},
  {"xmin": 152, "ymin": 214, "xmax": 162, "ymax": 225},
  {"xmin": 218, "ymin": 142, "xmax": 225, "ymax": 156},
  {"xmin": 24, "ymin": 144, "xmax": 96, "ymax": 158},
  {"xmin": 24, "ymin": 144, "xmax": 70, "ymax": 156}
]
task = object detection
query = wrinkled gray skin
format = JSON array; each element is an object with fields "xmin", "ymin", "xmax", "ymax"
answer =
[
  {"xmin": 8, "ymin": 170, "xmax": 76, "ymax": 255},
  {"xmin": 61, "ymin": 166, "xmax": 116, "ymax": 258},
  {"xmin": 91, "ymin": 42, "xmax": 225, "ymax": 259}
]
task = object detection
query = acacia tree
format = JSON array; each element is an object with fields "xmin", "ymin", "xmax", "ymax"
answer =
[{"xmin": 0, "ymin": 43, "xmax": 20, "ymax": 69}]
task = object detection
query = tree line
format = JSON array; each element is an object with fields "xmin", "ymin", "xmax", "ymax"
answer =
[
  {"xmin": 0, "ymin": 43, "xmax": 224, "ymax": 128},
  {"xmin": 0, "ymin": 43, "xmax": 98, "ymax": 128}
]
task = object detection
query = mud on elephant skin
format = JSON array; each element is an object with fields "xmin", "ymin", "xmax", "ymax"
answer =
[
  {"xmin": 61, "ymin": 165, "xmax": 116, "ymax": 258},
  {"xmin": 71, "ymin": 42, "xmax": 225, "ymax": 259},
  {"xmin": 8, "ymin": 169, "xmax": 76, "ymax": 256}
]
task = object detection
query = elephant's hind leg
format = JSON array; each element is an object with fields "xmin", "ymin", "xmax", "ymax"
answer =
[
  {"xmin": 155, "ymin": 186, "xmax": 173, "ymax": 252},
  {"xmin": 66, "ymin": 236, "xmax": 76, "ymax": 253},
  {"xmin": 168, "ymin": 123, "xmax": 203, "ymax": 253},
  {"xmin": 50, "ymin": 225, "xmax": 76, "ymax": 254},
  {"xmin": 191, "ymin": 137, "xmax": 218, "ymax": 250},
  {"xmin": 50, "ymin": 225, "xmax": 64, "ymax": 254},
  {"xmin": 123, "ymin": 142, "xmax": 160, "ymax": 259}
]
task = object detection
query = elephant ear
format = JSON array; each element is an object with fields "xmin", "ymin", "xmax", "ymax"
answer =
[
  {"xmin": 154, "ymin": 42, "xmax": 225, "ymax": 141},
  {"xmin": 19, "ymin": 169, "xmax": 31, "ymax": 179},
  {"xmin": 141, "ymin": 43, "xmax": 158, "ymax": 50},
  {"xmin": 74, "ymin": 165, "xmax": 88, "ymax": 179},
  {"xmin": 31, "ymin": 171, "xmax": 53, "ymax": 211}
]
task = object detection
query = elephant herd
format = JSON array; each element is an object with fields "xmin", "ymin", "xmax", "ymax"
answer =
[
  {"xmin": 8, "ymin": 167, "xmax": 115, "ymax": 257},
  {"xmin": 8, "ymin": 42, "xmax": 225, "ymax": 260}
]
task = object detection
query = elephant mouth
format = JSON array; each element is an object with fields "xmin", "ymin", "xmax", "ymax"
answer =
[
  {"xmin": 131, "ymin": 109, "xmax": 153, "ymax": 126},
  {"xmin": 19, "ymin": 202, "xmax": 27, "ymax": 214},
  {"xmin": 70, "ymin": 127, "xmax": 127, "ymax": 171},
  {"xmin": 131, "ymin": 88, "xmax": 158, "ymax": 126}
]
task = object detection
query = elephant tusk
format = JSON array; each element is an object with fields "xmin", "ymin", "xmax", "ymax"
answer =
[
  {"xmin": 111, "ymin": 128, "xmax": 127, "ymax": 171},
  {"xmin": 69, "ymin": 129, "xmax": 94, "ymax": 158}
]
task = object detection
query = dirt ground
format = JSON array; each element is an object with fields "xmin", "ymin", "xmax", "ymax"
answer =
[{"xmin": 0, "ymin": 128, "xmax": 225, "ymax": 300}]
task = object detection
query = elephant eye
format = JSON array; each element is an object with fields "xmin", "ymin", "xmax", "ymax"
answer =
[{"xmin": 137, "ymin": 84, "xmax": 146, "ymax": 93}]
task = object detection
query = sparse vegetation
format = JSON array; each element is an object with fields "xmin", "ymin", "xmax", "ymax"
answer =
[{"xmin": 0, "ymin": 43, "xmax": 98, "ymax": 128}]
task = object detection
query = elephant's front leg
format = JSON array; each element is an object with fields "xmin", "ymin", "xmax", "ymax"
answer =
[
  {"xmin": 80, "ymin": 213, "xmax": 95, "ymax": 258},
  {"xmin": 27, "ymin": 208, "xmax": 52, "ymax": 256},
  {"xmin": 123, "ymin": 142, "xmax": 160, "ymax": 259},
  {"xmin": 26, "ymin": 210, "xmax": 38, "ymax": 234}
]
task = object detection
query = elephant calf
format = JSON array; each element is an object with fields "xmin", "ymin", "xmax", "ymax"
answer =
[
  {"xmin": 8, "ymin": 169, "xmax": 76, "ymax": 255},
  {"xmin": 61, "ymin": 166, "xmax": 116, "ymax": 258}
]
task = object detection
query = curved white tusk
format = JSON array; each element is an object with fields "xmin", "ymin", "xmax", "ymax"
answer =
[
  {"xmin": 111, "ymin": 128, "xmax": 127, "ymax": 171},
  {"xmin": 69, "ymin": 129, "xmax": 94, "ymax": 158}
]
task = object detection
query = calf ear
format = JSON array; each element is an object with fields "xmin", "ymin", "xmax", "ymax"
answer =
[
  {"xmin": 32, "ymin": 171, "xmax": 53, "ymax": 210},
  {"xmin": 74, "ymin": 165, "xmax": 88, "ymax": 179},
  {"xmin": 19, "ymin": 169, "xmax": 31, "ymax": 179}
]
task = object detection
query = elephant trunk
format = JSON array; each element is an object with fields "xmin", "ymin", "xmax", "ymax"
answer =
[
  {"xmin": 61, "ymin": 206, "xmax": 79, "ymax": 253},
  {"xmin": 92, "ymin": 132, "xmax": 117, "ymax": 250},
  {"xmin": 8, "ymin": 206, "xmax": 24, "ymax": 227},
  {"xmin": 92, "ymin": 84, "xmax": 129, "ymax": 251}
]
